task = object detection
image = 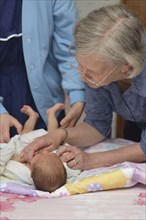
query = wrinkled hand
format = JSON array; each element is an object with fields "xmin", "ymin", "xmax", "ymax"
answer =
[
  {"xmin": 60, "ymin": 102, "xmax": 84, "ymax": 128},
  {"xmin": 22, "ymin": 129, "xmax": 67, "ymax": 162},
  {"xmin": 0, "ymin": 113, "xmax": 22, "ymax": 143},
  {"xmin": 58, "ymin": 145, "xmax": 92, "ymax": 170}
]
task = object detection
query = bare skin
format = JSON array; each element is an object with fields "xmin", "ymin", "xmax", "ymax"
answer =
[
  {"xmin": 9, "ymin": 105, "xmax": 39, "ymax": 167},
  {"xmin": 12, "ymin": 103, "xmax": 66, "ymax": 167},
  {"xmin": 21, "ymin": 105, "xmax": 39, "ymax": 134},
  {"xmin": 0, "ymin": 114, "xmax": 22, "ymax": 143},
  {"xmin": 58, "ymin": 143, "xmax": 146, "ymax": 170},
  {"xmin": 22, "ymin": 122, "xmax": 104, "ymax": 163},
  {"xmin": 0, "ymin": 101, "xmax": 84, "ymax": 143},
  {"xmin": 22, "ymin": 54, "xmax": 146, "ymax": 170},
  {"xmin": 60, "ymin": 102, "xmax": 84, "ymax": 128},
  {"xmin": 46, "ymin": 103, "xmax": 65, "ymax": 132},
  {"xmin": 0, "ymin": 105, "xmax": 39, "ymax": 143}
]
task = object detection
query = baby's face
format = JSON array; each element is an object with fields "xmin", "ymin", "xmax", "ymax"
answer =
[{"xmin": 30, "ymin": 150, "xmax": 59, "ymax": 170}]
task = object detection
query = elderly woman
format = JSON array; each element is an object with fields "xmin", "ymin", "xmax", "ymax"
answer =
[{"xmin": 23, "ymin": 4, "xmax": 146, "ymax": 170}]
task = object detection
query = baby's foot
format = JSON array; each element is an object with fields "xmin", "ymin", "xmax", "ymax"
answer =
[
  {"xmin": 46, "ymin": 103, "xmax": 65, "ymax": 116},
  {"xmin": 21, "ymin": 105, "xmax": 39, "ymax": 119}
]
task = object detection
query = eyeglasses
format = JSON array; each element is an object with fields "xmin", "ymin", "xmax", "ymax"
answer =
[{"xmin": 68, "ymin": 58, "xmax": 117, "ymax": 88}]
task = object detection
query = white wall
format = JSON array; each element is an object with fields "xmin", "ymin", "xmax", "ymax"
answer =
[{"xmin": 76, "ymin": 0, "xmax": 121, "ymax": 18}]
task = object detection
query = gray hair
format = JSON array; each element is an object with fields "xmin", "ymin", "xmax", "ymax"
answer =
[{"xmin": 73, "ymin": 4, "xmax": 145, "ymax": 78}]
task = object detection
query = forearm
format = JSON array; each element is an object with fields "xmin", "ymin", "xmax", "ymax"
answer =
[
  {"xmin": 65, "ymin": 122, "xmax": 105, "ymax": 147},
  {"xmin": 90, "ymin": 143, "xmax": 146, "ymax": 169}
]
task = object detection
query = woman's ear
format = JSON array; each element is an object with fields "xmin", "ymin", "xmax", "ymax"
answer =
[{"xmin": 121, "ymin": 64, "xmax": 131, "ymax": 75}]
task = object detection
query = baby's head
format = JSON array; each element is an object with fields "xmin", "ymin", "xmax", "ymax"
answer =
[{"xmin": 30, "ymin": 151, "xmax": 67, "ymax": 192}]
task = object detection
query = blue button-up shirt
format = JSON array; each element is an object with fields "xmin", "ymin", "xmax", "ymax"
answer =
[
  {"xmin": 0, "ymin": 0, "xmax": 85, "ymax": 125},
  {"xmin": 84, "ymin": 61, "xmax": 146, "ymax": 154}
]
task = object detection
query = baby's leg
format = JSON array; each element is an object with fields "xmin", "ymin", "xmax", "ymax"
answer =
[
  {"xmin": 46, "ymin": 103, "xmax": 65, "ymax": 132},
  {"xmin": 21, "ymin": 105, "xmax": 39, "ymax": 134}
]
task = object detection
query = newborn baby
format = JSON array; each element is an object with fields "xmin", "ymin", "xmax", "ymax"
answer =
[
  {"xmin": 0, "ymin": 131, "xmax": 80, "ymax": 192},
  {"xmin": 0, "ymin": 104, "xmax": 80, "ymax": 192}
]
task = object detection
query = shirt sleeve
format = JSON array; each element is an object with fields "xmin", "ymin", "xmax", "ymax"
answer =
[
  {"xmin": 52, "ymin": 0, "xmax": 85, "ymax": 105},
  {"xmin": 0, "ymin": 97, "xmax": 8, "ymax": 114},
  {"xmin": 123, "ymin": 58, "xmax": 146, "ymax": 154},
  {"xmin": 84, "ymin": 85, "xmax": 113, "ymax": 137}
]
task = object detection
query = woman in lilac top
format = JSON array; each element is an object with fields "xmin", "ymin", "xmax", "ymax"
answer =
[{"xmin": 23, "ymin": 4, "xmax": 146, "ymax": 170}]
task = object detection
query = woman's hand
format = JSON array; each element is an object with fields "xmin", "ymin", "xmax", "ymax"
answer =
[
  {"xmin": 57, "ymin": 145, "xmax": 93, "ymax": 170},
  {"xmin": 60, "ymin": 102, "xmax": 84, "ymax": 128},
  {"xmin": 58, "ymin": 143, "xmax": 146, "ymax": 171},
  {"xmin": 22, "ymin": 129, "xmax": 67, "ymax": 162},
  {"xmin": 0, "ymin": 113, "xmax": 22, "ymax": 143}
]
